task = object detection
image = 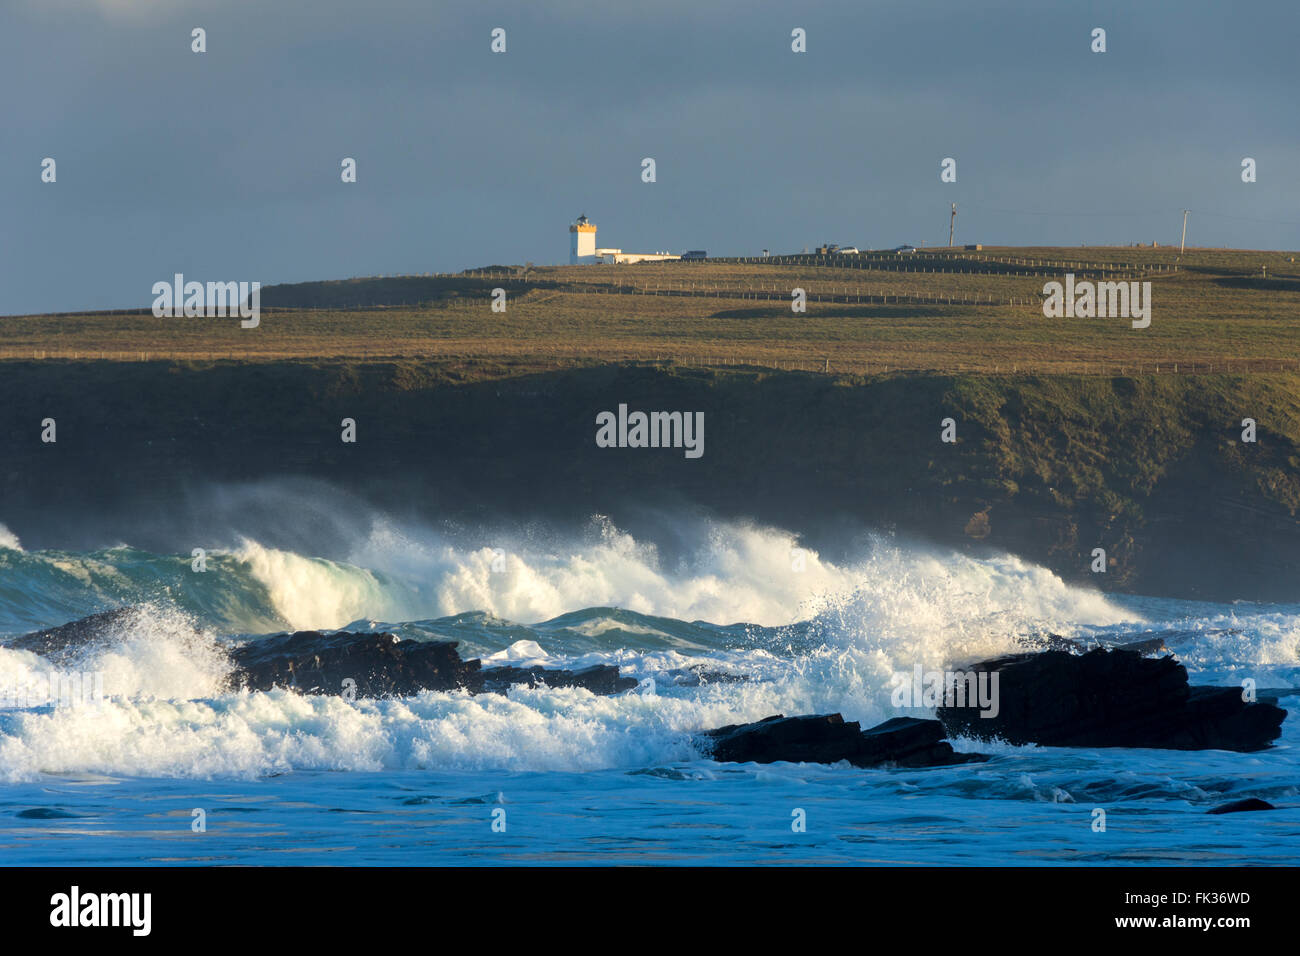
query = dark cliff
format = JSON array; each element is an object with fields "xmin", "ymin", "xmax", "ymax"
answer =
[{"xmin": 1, "ymin": 360, "xmax": 1296, "ymax": 601}]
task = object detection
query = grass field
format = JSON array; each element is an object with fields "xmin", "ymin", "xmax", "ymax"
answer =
[{"xmin": 3, "ymin": 246, "xmax": 1298, "ymax": 378}]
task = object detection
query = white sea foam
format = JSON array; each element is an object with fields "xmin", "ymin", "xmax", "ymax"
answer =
[
  {"xmin": 0, "ymin": 524, "xmax": 22, "ymax": 552},
  {"xmin": 229, "ymin": 516, "xmax": 1139, "ymax": 635},
  {"xmin": 0, "ymin": 604, "xmax": 231, "ymax": 709},
  {"xmin": 1, "ymin": 511, "xmax": 1295, "ymax": 782}
]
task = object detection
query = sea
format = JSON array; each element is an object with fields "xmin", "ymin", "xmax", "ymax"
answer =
[{"xmin": 0, "ymin": 507, "xmax": 1296, "ymax": 866}]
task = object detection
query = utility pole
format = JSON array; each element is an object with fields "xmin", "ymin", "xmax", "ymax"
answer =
[
  {"xmin": 949, "ymin": 203, "xmax": 957, "ymax": 248},
  {"xmin": 1179, "ymin": 210, "xmax": 1189, "ymax": 255}
]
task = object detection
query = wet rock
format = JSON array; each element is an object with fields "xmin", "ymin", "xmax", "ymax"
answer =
[
  {"xmin": 3, "ymin": 607, "xmax": 163, "ymax": 660},
  {"xmin": 478, "ymin": 662, "xmax": 637, "ymax": 695},
  {"xmin": 232, "ymin": 631, "xmax": 639, "ymax": 697},
  {"xmin": 937, "ymin": 648, "xmax": 1286, "ymax": 752},
  {"xmin": 229, "ymin": 630, "xmax": 480, "ymax": 697},
  {"xmin": 1117, "ymin": 636, "xmax": 1172, "ymax": 656},
  {"xmin": 8, "ymin": 609, "xmax": 638, "ymax": 699},
  {"xmin": 1025, "ymin": 633, "xmax": 1168, "ymax": 656},
  {"xmin": 700, "ymin": 713, "xmax": 987, "ymax": 768},
  {"xmin": 702, "ymin": 714, "xmax": 866, "ymax": 765},
  {"xmin": 858, "ymin": 716, "xmax": 989, "ymax": 767}
]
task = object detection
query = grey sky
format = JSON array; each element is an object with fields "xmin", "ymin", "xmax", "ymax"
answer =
[{"xmin": 2, "ymin": 0, "xmax": 1296, "ymax": 314}]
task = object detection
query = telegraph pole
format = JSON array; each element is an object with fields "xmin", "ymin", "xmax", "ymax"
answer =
[
  {"xmin": 949, "ymin": 203, "xmax": 957, "ymax": 248},
  {"xmin": 1179, "ymin": 210, "xmax": 1189, "ymax": 255}
]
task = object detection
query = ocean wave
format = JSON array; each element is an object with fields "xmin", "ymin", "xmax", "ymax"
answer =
[
  {"xmin": 1, "ymin": 510, "xmax": 1297, "ymax": 781},
  {"xmin": 0, "ymin": 512, "xmax": 1137, "ymax": 637},
  {"xmin": 0, "ymin": 524, "xmax": 21, "ymax": 552}
]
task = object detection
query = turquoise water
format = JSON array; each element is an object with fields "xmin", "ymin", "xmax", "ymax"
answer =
[{"xmin": 1, "ymin": 518, "xmax": 1296, "ymax": 865}]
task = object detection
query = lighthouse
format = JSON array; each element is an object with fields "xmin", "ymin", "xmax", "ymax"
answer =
[{"xmin": 569, "ymin": 214, "xmax": 597, "ymax": 264}]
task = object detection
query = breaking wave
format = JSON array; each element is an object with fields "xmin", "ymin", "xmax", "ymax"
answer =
[{"xmin": 0, "ymin": 502, "xmax": 1294, "ymax": 782}]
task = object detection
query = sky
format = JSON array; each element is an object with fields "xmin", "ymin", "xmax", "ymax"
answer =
[{"xmin": 1, "ymin": 0, "xmax": 1297, "ymax": 314}]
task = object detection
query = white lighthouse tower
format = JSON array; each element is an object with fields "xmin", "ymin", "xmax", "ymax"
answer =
[{"xmin": 569, "ymin": 214, "xmax": 597, "ymax": 264}]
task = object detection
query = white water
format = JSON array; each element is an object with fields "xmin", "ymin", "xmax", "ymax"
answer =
[
  {"xmin": 0, "ymin": 524, "xmax": 22, "ymax": 552},
  {"xmin": 234, "ymin": 515, "xmax": 1136, "ymax": 634},
  {"xmin": 1, "ymin": 512, "xmax": 1297, "ymax": 789}
]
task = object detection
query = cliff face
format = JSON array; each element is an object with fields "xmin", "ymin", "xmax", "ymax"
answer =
[{"xmin": 1, "ymin": 360, "xmax": 1297, "ymax": 602}]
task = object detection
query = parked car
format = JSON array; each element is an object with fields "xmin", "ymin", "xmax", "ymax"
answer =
[{"xmin": 893, "ymin": 245, "xmax": 918, "ymax": 254}]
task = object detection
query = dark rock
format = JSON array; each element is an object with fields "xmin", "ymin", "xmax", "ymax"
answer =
[
  {"xmin": 478, "ymin": 663, "xmax": 638, "ymax": 695},
  {"xmin": 3, "ymin": 607, "xmax": 161, "ymax": 660},
  {"xmin": 1025, "ymin": 633, "xmax": 1093, "ymax": 653},
  {"xmin": 1175, "ymin": 687, "xmax": 1288, "ymax": 750},
  {"xmin": 858, "ymin": 716, "xmax": 988, "ymax": 767},
  {"xmin": 702, "ymin": 714, "xmax": 867, "ymax": 765},
  {"xmin": 937, "ymin": 648, "xmax": 1286, "ymax": 752},
  {"xmin": 1022, "ymin": 633, "xmax": 1168, "ymax": 656},
  {"xmin": 8, "ymin": 609, "xmax": 638, "ymax": 699},
  {"xmin": 1207, "ymin": 798, "xmax": 1277, "ymax": 815},
  {"xmin": 700, "ymin": 713, "xmax": 987, "ymax": 768},
  {"xmin": 229, "ymin": 630, "xmax": 480, "ymax": 697},
  {"xmin": 232, "ymin": 631, "xmax": 638, "ymax": 697},
  {"xmin": 1117, "ymin": 636, "xmax": 1171, "ymax": 656}
]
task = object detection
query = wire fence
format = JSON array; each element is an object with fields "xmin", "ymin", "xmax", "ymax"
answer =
[
  {"xmin": 13, "ymin": 255, "xmax": 1180, "ymax": 319},
  {"xmin": 3, "ymin": 348, "xmax": 1296, "ymax": 378}
]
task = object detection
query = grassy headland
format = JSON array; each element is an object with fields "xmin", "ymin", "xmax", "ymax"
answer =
[
  {"xmin": 1, "ymin": 246, "xmax": 1297, "ymax": 601},
  {"xmin": 2, "ymin": 246, "xmax": 1298, "ymax": 375}
]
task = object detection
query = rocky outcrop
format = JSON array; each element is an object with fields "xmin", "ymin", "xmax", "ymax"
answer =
[
  {"xmin": 4, "ymin": 607, "xmax": 143, "ymax": 660},
  {"xmin": 476, "ymin": 662, "xmax": 638, "ymax": 695},
  {"xmin": 5, "ymin": 609, "xmax": 638, "ymax": 698},
  {"xmin": 229, "ymin": 630, "xmax": 638, "ymax": 697},
  {"xmin": 937, "ymin": 648, "xmax": 1286, "ymax": 752},
  {"xmin": 700, "ymin": 713, "xmax": 988, "ymax": 768},
  {"xmin": 1025, "ymin": 633, "xmax": 1170, "ymax": 656},
  {"xmin": 228, "ymin": 630, "xmax": 479, "ymax": 697},
  {"xmin": 229, "ymin": 630, "xmax": 638, "ymax": 696}
]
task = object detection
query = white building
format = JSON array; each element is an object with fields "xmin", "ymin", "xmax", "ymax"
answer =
[
  {"xmin": 569, "ymin": 214, "xmax": 598, "ymax": 263},
  {"xmin": 569, "ymin": 214, "xmax": 679, "ymax": 264}
]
